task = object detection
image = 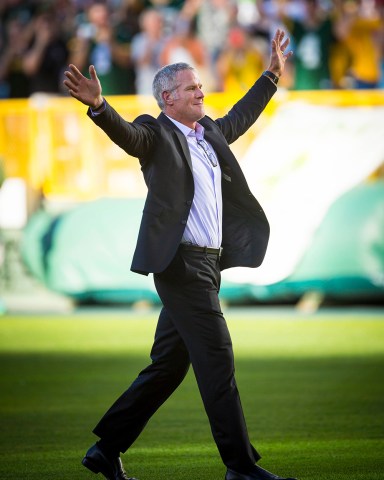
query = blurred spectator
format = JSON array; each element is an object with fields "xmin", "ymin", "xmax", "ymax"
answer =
[
  {"xmin": 246, "ymin": 0, "xmax": 294, "ymax": 88},
  {"xmin": 131, "ymin": 8, "xmax": 166, "ymax": 95},
  {"xmin": 254, "ymin": 0, "xmax": 291, "ymax": 37},
  {"xmin": 22, "ymin": 5, "xmax": 69, "ymax": 95},
  {"xmin": 335, "ymin": 0, "xmax": 383, "ymax": 88},
  {"xmin": 0, "ymin": 0, "xmax": 34, "ymax": 31},
  {"xmin": 69, "ymin": 2, "xmax": 136, "ymax": 95},
  {"xmin": 54, "ymin": 0, "xmax": 82, "ymax": 43},
  {"xmin": 114, "ymin": 0, "xmax": 143, "ymax": 40},
  {"xmin": 143, "ymin": 0, "xmax": 184, "ymax": 8},
  {"xmin": 159, "ymin": 2, "xmax": 215, "ymax": 90},
  {"xmin": 1, "ymin": 0, "xmax": 383, "ymax": 96},
  {"xmin": 379, "ymin": 0, "xmax": 384, "ymax": 87},
  {"xmin": 142, "ymin": 0, "xmax": 184, "ymax": 35},
  {"xmin": 0, "ymin": 15, "xmax": 32, "ymax": 98},
  {"xmin": 216, "ymin": 25, "xmax": 266, "ymax": 92},
  {"xmin": 196, "ymin": 0, "xmax": 237, "ymax": 63},
  {"xmin": 249, "ymin": 0, "xmax": 278, "ymax": 42},
  {"xmin": 280, "ymin": 0, "xmax": 338, "ymax": 90}
]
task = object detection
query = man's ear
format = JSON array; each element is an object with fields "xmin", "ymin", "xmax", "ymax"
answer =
[{"xmin": 162, "ymin": 90, "xmax": 174, "ymax": 106}]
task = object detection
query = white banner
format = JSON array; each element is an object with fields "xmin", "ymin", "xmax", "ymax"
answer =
[{"xmin": 223, "ymin": 102, "xmax": 384, "ymax": 286}]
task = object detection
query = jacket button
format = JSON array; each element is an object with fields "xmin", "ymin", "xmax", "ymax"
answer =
[
  {"xmin": 186, "ymin": 200, "xmax": 192, "ymax": 205},
  {"xmin": 181, "ymin": 220, "xmax": 187, "ymax": 225}
]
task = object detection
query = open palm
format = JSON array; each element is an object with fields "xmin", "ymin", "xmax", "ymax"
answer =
[{"xmin": 63, "ymin": 64, "xmax": 103, "ymax": 109}]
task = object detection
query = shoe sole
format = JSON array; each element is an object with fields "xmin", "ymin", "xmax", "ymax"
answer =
[
  {"xmin": 82, "ymin": 456, "xmax": 101, "ymax": 474},
  {"xmin": 82, "ymin": 455, "xmax": 137, "ymax": 480},
  {"xmin": 82, "ymin": 456, "xmax": 113, "ymax": 479}
]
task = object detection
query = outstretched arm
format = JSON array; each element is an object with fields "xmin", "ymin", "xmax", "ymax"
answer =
[
  {"xmin": 63, "ymin": 64, "xmax": 103, "ymax": 110},
  {"xmin": 216, "ymin": 29, "xmax": 293, "ymax": 144},
  {"xmin": 64, "ymin": 62, "xmax": 155, "ymax": 159}
]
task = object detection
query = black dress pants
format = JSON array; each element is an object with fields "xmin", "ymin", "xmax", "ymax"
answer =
[{"xmin": 93, "ymin": 247, "xmax": 260, "ymax": 474}]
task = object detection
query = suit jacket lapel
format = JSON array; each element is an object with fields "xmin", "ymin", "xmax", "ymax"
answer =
[
  {"xmin": 158, "ymin": 112, "xmax": 193, "ymax": 171},
  {"xmin": 157, "ymin": 113, "xmax": 238, "ymax": 176}
]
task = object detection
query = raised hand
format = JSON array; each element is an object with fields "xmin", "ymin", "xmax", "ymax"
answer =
[
  {"xmin": 267, "ymin": 29, "xmax": 293, "ymax": 78},
  {"xmin": 63, "ymin": 64, "xmax": 103, "ymax": 109}
]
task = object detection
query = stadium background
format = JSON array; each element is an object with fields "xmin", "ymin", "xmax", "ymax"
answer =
[
  {"xmin": 0, "ymin": 0, "xmax": 383, "ymax": 309},
  {"xmin": 0, "ymin": 3, "xmax": 383, "ymax": 480},
  {"xmin": 1, "ymin": 89, "xmax": 383, "ymax": 311}
]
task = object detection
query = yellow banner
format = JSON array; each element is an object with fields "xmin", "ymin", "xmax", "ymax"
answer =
[{"xmin": 0, "ymin": 90, "xmax": 383, "ymax": 202}]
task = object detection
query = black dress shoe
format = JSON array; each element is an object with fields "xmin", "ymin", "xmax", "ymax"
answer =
[
  {"xmin": 82, "ymin": 444, "xmax": 138, "ymax": 480},
  {"xmin": 225, "ymin": 465, "xmax": 297, "ymax": 480}
]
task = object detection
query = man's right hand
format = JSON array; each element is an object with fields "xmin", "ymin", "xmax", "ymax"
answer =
[{"xmin": 63, "ymin": 64, "xmax": 103, "ymax": 109}]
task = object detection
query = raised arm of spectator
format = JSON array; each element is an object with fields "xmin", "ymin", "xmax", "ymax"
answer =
[
  {"xmin": 22, "ymin": 15, "xmax": 53, "ymax": 75},
  {"xmin": 69, "ymin": 34, "xmax": 91, "ymax": 74}
]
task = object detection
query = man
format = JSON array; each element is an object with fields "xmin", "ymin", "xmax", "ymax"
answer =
[{"xmin": 63, "ymin": 29, "xmax": 295, "ymax": 480}]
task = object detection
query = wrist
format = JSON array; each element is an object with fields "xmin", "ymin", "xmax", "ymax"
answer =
[
  {"xmin": 262, "ymin": 70, "xmax": 279, "ymax": 86},
  {"xmin": 266, "ymin": 63, "xmax": 282, "ymax": 77},
  {"xmin": 92, "ymin": 97, "xmax": 104, "ymax": 110}
]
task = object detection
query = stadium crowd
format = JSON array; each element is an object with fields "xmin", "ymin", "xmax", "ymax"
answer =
[{"xmin": 0, "ymin": 0, "xmax": 383, "ymax": 98}]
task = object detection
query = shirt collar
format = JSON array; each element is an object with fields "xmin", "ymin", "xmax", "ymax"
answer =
[{"xmin": 165, "ymin": 115, "xmax": 204, "ymax": 139}]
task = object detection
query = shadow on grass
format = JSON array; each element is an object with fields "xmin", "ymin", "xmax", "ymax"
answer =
[{"xmin": 1, "ymin": 352, "xmax": 383, "ymax": 480}]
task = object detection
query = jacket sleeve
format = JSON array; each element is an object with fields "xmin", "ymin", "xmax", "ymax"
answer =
[
  {"xmin": 215, "ymin": 74, "xmax": 277, "ymax": 145},
  {"xmin": 87, "ymin": 101, "xmax": 156, "ymax": 159}
]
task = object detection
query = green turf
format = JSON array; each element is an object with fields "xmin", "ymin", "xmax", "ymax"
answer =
[{"xmin": 1, "ymin": 309, "xmax": 384, "ymax": 480}]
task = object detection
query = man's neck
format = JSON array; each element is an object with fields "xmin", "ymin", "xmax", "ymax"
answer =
[{"xmin": 165, "ymin": 115, "xmax": 197, "ymax": 135}]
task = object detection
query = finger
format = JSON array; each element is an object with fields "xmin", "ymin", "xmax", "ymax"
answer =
[
  {"xmin": 63, "ymin": 70, "xmax": 79, "ymax": 85},
  {"xmin": 67, "ymin": 88, "xmax": 84, "ymax": 103},
  {"xmin": 281, "ymin": 37, "xmax": 291, "ymax": 52},
  {"xmin": 271, "ymin": 38, "xmax": 277, "ymax": 53},
  {"xmin": 63, "ymin": 79, "xmax": 77, "ymax": 91},
  {"xmin": 89, "ymin": 64, "xmax": 98, "ymax": 81},
  {"xmin": 67, "ymin": 88, "xmax": 78, "ymax": 99},
  {"xmin": 68, "ymin": 63, "xmax": 83, "ymax": 80},
  {"xmin": 275, "ymin": 29, "xmax": 283, "ymax": 47}
]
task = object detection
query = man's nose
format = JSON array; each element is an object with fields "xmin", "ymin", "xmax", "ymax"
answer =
[{"xmin": 196, "ymin": 88, "xmax": 204, "ymax": 98}]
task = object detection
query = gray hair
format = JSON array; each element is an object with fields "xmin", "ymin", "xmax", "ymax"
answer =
[{"xmin": 152, "ymin": 63, "xmax": 195, "ymax": 110}]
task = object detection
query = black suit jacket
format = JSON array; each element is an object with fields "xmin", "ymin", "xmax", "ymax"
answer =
[{"xmin": 89, "ymin": 75, "xmax": 276, "ymax": 275}]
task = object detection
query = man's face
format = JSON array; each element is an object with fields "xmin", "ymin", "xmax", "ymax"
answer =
[{"xmin": 163, "ymin": 69, "xmax": 205, "ymax": 128}]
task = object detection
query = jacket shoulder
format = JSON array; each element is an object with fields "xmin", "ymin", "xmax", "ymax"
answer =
[{"xmin": 134, "ymin": 114, "xmax": 158, "ymax": 125}]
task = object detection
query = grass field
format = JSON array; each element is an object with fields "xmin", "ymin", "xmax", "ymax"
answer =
[{"xmin": 1, "ymin": 308, "xmax": 384, "ymax": 480}]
